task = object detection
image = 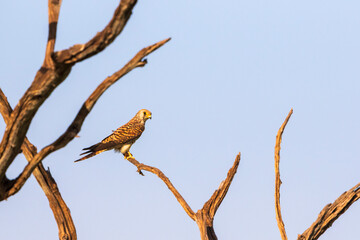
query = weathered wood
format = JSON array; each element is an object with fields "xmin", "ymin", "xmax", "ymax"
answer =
[
  {"xmin": 0, "ymin": 89, "xmax": 77, "ymax": 239},
  {"xmin": 44, "ymin": 0, "xmax": 62, "ymax": 68},
  {"xmin": 0, "ymin": 1, "xmax": 165, "ymax": 238},
  {"xmin": 297, "ymin": 182, "xmax": 360, "ymax": 240},
  {"xmin": 0, "ymin": 0, "xmax": 168, "ymax": 201},
  {"xmin": 0, "ymin": 0, "xmax": 138, "ymax": 186},
  {"xmin": 0, "ymin": 0, "xmax": 66, "ymax": 184},
  {"xmin": 54, "ymin": 0, "xmax": 137, "ymax": 64},
  {"xmin": 274, "ymin": 109, "xmax": 293, "ymax": 240},
  {"xmin": 195, "ymin": 211, "xmax": 217, "ymax": 240},
  {"xmin": 34, "ymin": 165, "xmax": 77, "ymax": 240},
  {"xmin": 125, "ymin": 156, "xmax": 196, "ymax": 220},
  {"xmin": 0, "ymin": 66, "xmax": 71, "ymax": 184},
  {"xmin": 125, "ymin": 153, "xmax": 241, "ymax": 240},
  {"xmin": 273, "ymin": 109, "xmax": 360, "ymax": 240},
  {"xmin": 2, "ymin": 38, "xmax": 170, "ymax": 199}
]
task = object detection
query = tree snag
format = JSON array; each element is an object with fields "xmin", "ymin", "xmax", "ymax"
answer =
[
  {"xmin": 274, "ymin": 109, "xmax": 293, "ymax": 240},
  {"xmin": 0, "ymin": 89, "xmax": 77, "ymax": 240},
  {"xmin": 125, "ymin": 153, "xmax": 241, "ymax": 240},
  {"xmin": 274, "ymin": 109, "xmax": 360, "ymax": 240},
  {"xmin": 0, "ymin": 0, "xmax": 170, "ymax": 201},
  {"xmin": 297, "ymin": 182, "xmax": 360, "ymax": 240},
  {"xmin": 0, "ymin": 0, "xmax": 170, "ymax": 238},
  {"xmin": 0, "ymin": 0, "xmax": 139, "ymax": 197}
]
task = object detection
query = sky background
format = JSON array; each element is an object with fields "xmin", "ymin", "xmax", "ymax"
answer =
[{"xmin": 1, "ymin": 0, "xmax": 360, "ymax": 239}]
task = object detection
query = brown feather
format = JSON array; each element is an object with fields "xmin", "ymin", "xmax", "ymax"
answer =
[
  {"xmin": 75, "ymin": 149, "xmax": 106, "ymax": 162},
  {"xmin": 76, "ymin": 109, "xmax": 150, "ymax": 162}
]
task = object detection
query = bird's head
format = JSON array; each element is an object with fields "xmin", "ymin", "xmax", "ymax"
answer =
[{"xmin": 137, "ymin": 109, "xmax": 152, "ymax": 123}]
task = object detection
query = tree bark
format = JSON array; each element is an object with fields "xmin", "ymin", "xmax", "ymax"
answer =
[
  {"xmin": 297, "ymin": 182, "xmax": 360, "ymax": 240},
  {"xmin": 274, "ymin": 109, "xmax": 293, "ymax": 240},
  {"xmin": 1, "ymin": 38, "xmax": 170, "ymax": 200},
  {"xmin": 125, "ymin": 153, "xmax": 241, "ymax": 240},
  {"xmin": 33, "ymin": 165, "xmax": 77, "ymax": 240},
  {"xmin": 0, "ymin": 89, "xmax": 77, "ymax": 239},
  {"xmin": 274, "ymin": 109, "xmax": 360, "ymax": 240},
  {"xmin": 0, "ymin": 0, "xmax": 138, "ymax": 189},
  {"xmin": 0, "ymin": 1, "xmax": 170, "ymax": 201},
  {"xmin": 0, "ymin": 0, "xmax": 170, "ymax": 238},
  {"xmin": 195, "ymin": 211, "xmax": 217, "ymax": 240}
]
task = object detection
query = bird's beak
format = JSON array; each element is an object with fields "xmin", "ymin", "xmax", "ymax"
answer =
[{"xmin": 148, "ymin": 114, "xmax": 152, "ymax": 119}]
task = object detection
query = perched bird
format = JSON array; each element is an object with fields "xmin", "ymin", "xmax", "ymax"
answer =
[{"xmin": 75, "ymin": 109, "xmax": 152, "ymax": 162}]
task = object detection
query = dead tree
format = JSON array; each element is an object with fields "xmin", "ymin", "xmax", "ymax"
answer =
[
  {"xmin": 2, "ymin": 0, "xmax": 358, "ymax": 239},
  {"xmin": 0, "ymin": 0, "xmax": 240, "ymax": 239},
  {"xmin": 0, "ymin": 0, "xmax": 169, "ymax": 239},
  {"xmin": 274, "ymin": 109, "xmax": 360, "ymax": 240},
  {"xmin": 125, "ymin": 153, "xmax": 241, "ymax": 240}
]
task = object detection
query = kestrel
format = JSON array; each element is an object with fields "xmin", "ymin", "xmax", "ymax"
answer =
[{"xmin": 75, "ymin": 109, "xmax": 152, "ymax": 162}]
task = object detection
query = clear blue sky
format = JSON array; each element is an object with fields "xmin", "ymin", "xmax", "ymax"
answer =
[{"xmin": 1, "ymin": 1, "xmax": 360, "ymax": 239}]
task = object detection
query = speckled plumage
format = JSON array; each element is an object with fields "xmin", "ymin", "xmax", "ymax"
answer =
[{"xmin": 75, "ymin": 109, "xmax": 152, "ymax": 162}]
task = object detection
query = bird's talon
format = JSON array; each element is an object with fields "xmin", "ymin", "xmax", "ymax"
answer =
[{"xmin": 125, "ymin": 152, "xmax": 134, "ymax": 159}]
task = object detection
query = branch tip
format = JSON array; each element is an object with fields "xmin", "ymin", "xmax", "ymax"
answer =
[
  {"xmin": 274, "ymin": 110, "xmax": 292, "ymax": 240},
  {"xmin": 203, "ymin": 153, "xmax": 241, "ymax": 219}
]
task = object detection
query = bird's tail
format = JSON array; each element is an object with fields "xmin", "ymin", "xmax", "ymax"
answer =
[{"xmin": 75, "ymin": 144, "xmax": 105, "ymax": 162}]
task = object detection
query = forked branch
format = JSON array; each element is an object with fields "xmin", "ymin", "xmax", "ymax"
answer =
[
  {"xmin": 125, "ymin": 153, "xmax": 241, "ymax": 240},
  {"xmin": 54, "ymin": 0, "xmax": 137, "ymax": 64},
  {"xmin": 2, "ymin": 38, "xmax": 170, "ymax": 199},
  {"xmin": 0, "ymin": 89, "xmax": 76, "ymax": 239},
  {"xmin": 274, "ymin": 109, "xmax": 293, "ymax": 240},
  {"xmin": 0, "ymin": 0, "xmax": 138, "ymax": 184},
  {"xmin": 46, "ymin": 37, "xmax": 170, "ymax": 153},
  {"xmin": 0, "ymin": 0, "xmax": 66, "ymax": 181}
]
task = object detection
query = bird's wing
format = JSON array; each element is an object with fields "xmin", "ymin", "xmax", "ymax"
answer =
[
  {"xmin": 75, "ymin": 118, "xmax": 144, "ymax": 162},
  {"xmin": 99, "ymin": 121, "xmax": 145, "ymax": 148},
  {"xmin": 82, "ymin": 121, "xmax": 144, "ymax": 152}
]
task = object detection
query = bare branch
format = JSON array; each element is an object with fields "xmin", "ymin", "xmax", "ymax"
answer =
[
  {"xmin": 125, "ymin": 153, "xmax": 241, "ymax": 240},
  {"xmin": 54, "ymin": 0, "xmax": 137, "ymax": 64},
  {"xmin": 0, "ymin": 89, "xmax": 11, "ymax": 123},
  {"xmin": 44, "ymin": 0, "xmax": 62, "ymax": 68},
  {"xmin": 7, "ymin": 38, "xmax": 170, "ymax": 192},
  {"xmin": 274, "ymin": 109, "xmax": 293, "ymax": 240},
  {"xmin": 33, "ymin": 165, "xmax": 77, "ymax": 240},
  {"xmin": 125, "ymin": 156, "xmax": 196, "ymax": 221},
  {"xmin": 0, "ymin": 0, "xmax": 64, "ymax": 178},
  {"xmin": 0, "ymin": 88, "xmax": 76, "ymax": 239},
  {"xmin": 194, "ymin": 153, "xmax": 241, "ymax": 240},
  {"xmin": 0, "ymin": 0, "xmax": 138, "ymax": 183},
  {"xmin": 298, "ymin": 182, "xmax": 360, "ymax": 240},
  {"xmin": 202, "ymin": 153, "xmax": 241, "ymax": 219},
  {"xmin": 0, "ymin": 66, "xmax": 71, "ymax": 182}
]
